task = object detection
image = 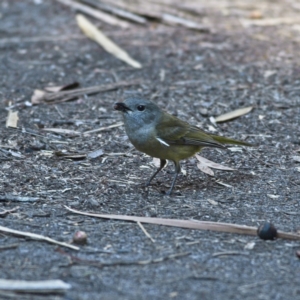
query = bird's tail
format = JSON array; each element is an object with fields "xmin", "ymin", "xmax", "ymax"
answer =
[{"xmin": 211, "ymin": 135, "xmax": 253, "ymax": 146}]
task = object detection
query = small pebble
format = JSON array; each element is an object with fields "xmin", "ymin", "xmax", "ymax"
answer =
[{"xmin": 73, "ymin": 231, "xmax": 87, "ymax": 245}]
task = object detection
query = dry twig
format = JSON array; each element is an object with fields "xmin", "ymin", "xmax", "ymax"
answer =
[
  {"xmin": 64, "ymin": 206, "xmax": 300, "ymax": 241},
  {"xmin": 77, "ymin": 14, "xmax": 142, "ymax": 68},
  {"xmin": 32, "ymin": 80, "xmax": 141, "ymax": 104},
  {"xmin": 79, "ymin": 0, "xmax": 147, "ymax": 24},
  {"xmin": 0, "ymin": 279, "xmax": 71, "ymax": 293},
  {"xmin": 137, "ymin": 221, "xmax": 155, "ymax": 243},
  {"xmin": 0, "ymin": 225, "xmax": 79, "ymax": 250},
  {"xmin": 0, "ymin": 207, "xmax": 19, "ymax": 216},
  {"xmin": 55, "ymin": 0, "xmax": 129, "ymax": 28}
]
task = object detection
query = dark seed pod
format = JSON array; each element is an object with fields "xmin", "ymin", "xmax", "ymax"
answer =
[{"xmin": 257, "ymin": 222, "xmax": 277, "ymax": 240}]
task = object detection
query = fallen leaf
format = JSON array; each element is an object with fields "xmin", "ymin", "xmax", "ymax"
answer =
[
  {"xmin": 6, "ymin": 111, "xmax": 19, "ymax": 128},
  {"xmin": 76, "ymin": 14, "xmax": 142, "ymax": 68},
  {"xmin": 215, "ymin": 107, "xmax": 253, "ymax": 123},
  {"xmin": 195, "ymin": 154, "xmax": 235, "ymax": 172},
  {"xmin": 31, "ymin": 89, "xmax": 47, "ymax": 104},
  {"xmin": 45, "ymin": 82, "xmax": 79, "ymax": 93},
  {"xmin": 197, "ymin": 161, "xmax": 214, "ymax": 176},
  {"xmin": 87, "ymin": 149, "xmax": 104, "ymax": 159},
  {"xmin": 207, "ymin": 199, "xmax": 218, "ymax": 206}
]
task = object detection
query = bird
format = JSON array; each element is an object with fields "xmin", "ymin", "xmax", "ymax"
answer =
[{"xmin": 114, "ymin": 96, "xmax": 252, "ymax": 195}]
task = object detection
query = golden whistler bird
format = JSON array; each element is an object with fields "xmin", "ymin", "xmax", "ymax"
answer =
[{"xmin": 114, "ymin": 97, "xmax": 252, "ymax": 195}]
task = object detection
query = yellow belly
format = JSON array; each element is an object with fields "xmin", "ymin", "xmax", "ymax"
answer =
[{"xmin": 132, "ymin": 136, "xmax": 202, "ymax": 162}]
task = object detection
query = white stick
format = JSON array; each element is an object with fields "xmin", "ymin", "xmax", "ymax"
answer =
[
  {"xmin": 0, "ymin": 225, "xmax": 79, "ymax": 250},
  {"xmin": 0, "ymin": 279, "xmax": 71, "ymax": 293}
]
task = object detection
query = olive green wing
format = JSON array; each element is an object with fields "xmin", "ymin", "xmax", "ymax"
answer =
[{"xmin": 155, "ymin": 114, "xmax": 225, "ymax": 149}]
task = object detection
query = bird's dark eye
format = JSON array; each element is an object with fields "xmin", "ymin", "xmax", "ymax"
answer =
[{"xmin": 137, "ymin": 105, "xmax": 145, "ymax": 111}]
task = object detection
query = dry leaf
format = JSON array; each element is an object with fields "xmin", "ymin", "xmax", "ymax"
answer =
[
  {"xmin": 45, "ymin": 82, "xmax": 79, "ymax": 93},
  {"xmin": 31, "ymin": 89, "xmax": 47, "ymax": 104},
  {"xmin": 76, "ymin": 14, "xmax": 142, "ymax": 69},
  {"xmin": 33, "ymin": 81, "xmax": 140, "ymax": 105},
  {"xmin": 55, "ymin": 0, "xmax": 129, "ymax": 28},
  {"xmin": 197, "ymin": 161, "xmax": 214, "ymax": 176},
  {"xmin": 87, "ymin": 149, "xmax": 104, "ymax": 159},
  {"xmin": 6, "ymin": 111, "xmax": 19, "ymax": 128},
  {"xmin": 215, "ymin": 106, "xmax": 253, "ymax": 123},
  {"xmin": 195, "ymin": 154, "xmax": 235, "ymax": 176},
  {"xmin": 207, "ymin": 199, "xmax": 218, "ymax": 206}
]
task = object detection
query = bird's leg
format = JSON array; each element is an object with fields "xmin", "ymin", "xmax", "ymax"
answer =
[
  {"xmin": 145, "ymin": 159, "xmax": 167, "ymax": 186},
  {"xmin": 166, "ymin": 161, "xmax": 181, "ymax": 195}
]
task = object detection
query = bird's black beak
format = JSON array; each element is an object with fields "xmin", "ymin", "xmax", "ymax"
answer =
[{"xmin": 114, "ymin": 102, "xmax": 131, "ymax": 113}]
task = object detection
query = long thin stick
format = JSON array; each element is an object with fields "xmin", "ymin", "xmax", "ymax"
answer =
[
  {"xmin": 64, "ymin": 206, "xmax": 300, "ymax": 241},
  {"xmin": 0, "ymin": 225, "xmax": 79, "ymax": 250},
  {"xmin": 0, "ymin": 279, "xmax": 71, "ymax": 293},
  {"xmin": 79, "ymin": 0, "xmax": 147, "ymax": 24}
]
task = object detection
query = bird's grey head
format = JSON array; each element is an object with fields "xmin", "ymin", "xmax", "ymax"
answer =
[{"xmin": 114, "ymin": 97, "xmax": 162, "ymax": 129}]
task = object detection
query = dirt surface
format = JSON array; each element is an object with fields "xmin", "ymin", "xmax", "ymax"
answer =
[{"xmin": 0, "ymin": 0, "xmax": 300, "ymax": 299}]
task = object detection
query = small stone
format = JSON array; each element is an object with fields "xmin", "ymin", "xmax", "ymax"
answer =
[
  {"xmin": 199, "ymin": 108, "xmax": 208, "ymax": 116},
  {"xmin": 73, "ymin": 231, "xmax": 87, "ymax": 245}
]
